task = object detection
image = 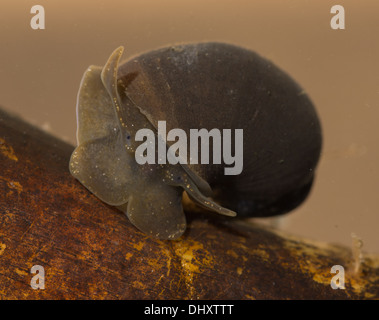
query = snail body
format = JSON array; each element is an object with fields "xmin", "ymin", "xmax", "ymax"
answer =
[{"xmin": 69, "ymin": 42, "xmax": 322, "ymax": 240}]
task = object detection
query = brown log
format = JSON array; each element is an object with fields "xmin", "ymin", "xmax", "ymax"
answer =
[{"xmin": 0, "ymin": 107, "xmax": 378, "ymax": 300}]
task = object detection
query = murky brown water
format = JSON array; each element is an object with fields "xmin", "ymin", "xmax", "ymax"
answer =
[{"xmin": 1, "ymin": 0, "xmax": 378, "ymax": 253}]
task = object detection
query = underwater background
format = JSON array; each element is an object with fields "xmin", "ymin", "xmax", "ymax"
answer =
[{"xmin": 0, "ymin": 0, "xmax": 378, "ymax": 253}]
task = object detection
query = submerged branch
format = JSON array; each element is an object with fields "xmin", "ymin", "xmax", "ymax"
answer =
[{"xmin": 0, "ymin": 108, "xmax": 378, "ymax": 299}]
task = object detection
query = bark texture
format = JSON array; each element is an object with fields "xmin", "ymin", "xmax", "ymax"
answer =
[{"xmin": 0, "ymin": 108, "xmax": 378, "ymax": 299}]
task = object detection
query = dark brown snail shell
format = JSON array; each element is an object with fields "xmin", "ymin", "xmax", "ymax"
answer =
[{"xmin": 69, "ymin": 42, "xmax": 322, "ymax": 240}]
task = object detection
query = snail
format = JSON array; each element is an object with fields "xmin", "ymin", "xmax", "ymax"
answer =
[{"xmin": 69, "ymin": 42, "xmax": 322, "ymax": 240}]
